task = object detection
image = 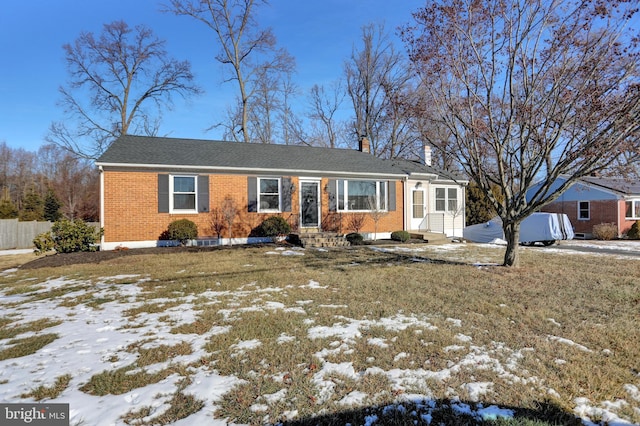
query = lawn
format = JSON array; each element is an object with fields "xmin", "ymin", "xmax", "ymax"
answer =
[{"xmin": 0, "ymin": 243, "xmax": 638, "ymax": 425}]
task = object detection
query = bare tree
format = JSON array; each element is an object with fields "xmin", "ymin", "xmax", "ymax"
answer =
[
  {"xmin": 167, "ymin": 0, "xmax": 295, "ymax": 143},
  {"xmin": 345, "ymin": 23, "xmax": 416, "ymax": 158},
  {"xmin": 48, "ymin": 21, "xmax": 201, "ymax": 160},
  {"xmin": 305, "ymin": 81, "xmax": 347, "ymax": 148},
  {"xmin": 367, "ymin": 194, "xmax": 388, "ymax": 240},
  {"xmin": 38, "ymin": 144, "xmax": 98, "ymax": 220},
  {"xmin": 246, "ymin": 55, "xmax": 296, "ymax": 144},
  {"xmin": 403, "ymin": 0, "xmax": 640, "ymax": 267},
  {"xmin": 221, "ymin": 195, "xmax": 240, "ymax": 245},
  {"xmin": 209, "ymin": 207, "xmax": 226, "ymax": 241},
  {"xmin": 347, "ymin": 212, "xmax": 367, "ymax": 234}
]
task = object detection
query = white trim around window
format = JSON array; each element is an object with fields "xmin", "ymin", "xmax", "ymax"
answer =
[
  {"xmin": 170, "ymin": 174, "xmax": 198, "ymax": 214},
  {"xmin": 625, "ymin": 199, "xmax": 640, "ymax": 220},
  {"xmin": 336, "ymin": 179, "xmax": 388, "ymax": 212},
  {"xmin": 435, "ymin": 186, "xmax": 459, "ymax": 212},
  {"xmin": 258, "ymin": 177, "xmax": 282, "ymax": 212},
  {"xmin": 578, "ymin": 200, "xmax": 590, "ymax": 220}
]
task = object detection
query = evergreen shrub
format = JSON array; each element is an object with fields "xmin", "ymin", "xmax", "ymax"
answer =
[
  {"xmin": 391, "ymin": 230, "xmax": 411, "ymax": 242},
  {"xmin": 346, "ymin": 232, "xmax": 364, "ymax": 245},
  {"xmin": 165, "ymin": 219, "xmax": 198, "ymax": 246},
  {"xmin": 626, "ymin": 221, "xmax": 640, "ymax": 240},
  {"xmin": 253, "ymin": 216, "xmax": 291, "ymax": 238}
]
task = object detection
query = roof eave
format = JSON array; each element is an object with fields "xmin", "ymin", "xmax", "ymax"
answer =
[{"xmin": 95, "ymin": 162, "xmax": 406, "ymax": 179}]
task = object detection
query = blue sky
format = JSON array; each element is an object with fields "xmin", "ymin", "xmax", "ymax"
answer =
[{"xmin": 0, "ymin": 0, "xmax": 423, "ymax": 152}]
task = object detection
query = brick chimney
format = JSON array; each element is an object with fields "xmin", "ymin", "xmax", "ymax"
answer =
[
  {"xmin": 423, "ymin": 144, "xmax": 432, "ymax": 166},
  {"xmin": 359, "ymin": 136, "xmax": 370, "ymax": 153}
]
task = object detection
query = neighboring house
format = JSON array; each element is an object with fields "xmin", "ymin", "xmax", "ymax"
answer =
[
  {"xmin": 95, "ymin": 135, "xmax": 466, "ymax": 250},
  {"xmin": 528, "ymin": 176, "xmax": 640, "ymax": 238}
]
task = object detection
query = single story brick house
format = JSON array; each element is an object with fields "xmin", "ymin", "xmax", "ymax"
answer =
[
  {"xmin": 528, "ymin": 175, "xmax": 640, "ymax": 238},
  {"xmin": 95, "ymin": 135, "xmax": 466, "ymax": 250}
]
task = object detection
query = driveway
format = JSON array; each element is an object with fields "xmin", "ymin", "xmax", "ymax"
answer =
[{"xmin": 539, "ymin": 240, "xmax": 640, "ymax": 258}]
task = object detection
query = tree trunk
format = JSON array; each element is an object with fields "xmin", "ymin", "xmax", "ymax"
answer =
[{"xmin": 502, "ymin": 220, "xmax": 521, "ymax": 267}]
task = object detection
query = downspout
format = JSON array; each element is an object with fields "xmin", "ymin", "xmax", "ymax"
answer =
[
  {"xmin": 402, "ymin": 176, "xmax": 408, "ymax": 231},
  {"xmin": 99, "ymin": 165, "xmax": 105, "ymax": 250}
]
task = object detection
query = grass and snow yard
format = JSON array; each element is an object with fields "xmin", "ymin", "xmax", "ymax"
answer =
[{"xmin": 0, "ymin": 241, "xmax": 638, "ymax": 425}]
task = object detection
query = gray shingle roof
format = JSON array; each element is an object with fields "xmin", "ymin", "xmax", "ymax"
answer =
[
  {"xmin": 581, "ymin": 176, "xmax": 640, "ymax": 195},
  {"xmin": 390, "ymin": 158, "xmax": 468, "ymax": 182},
  {"xmin": 97, "ymin": 135, "xmax": 405, "ymax": 177}
]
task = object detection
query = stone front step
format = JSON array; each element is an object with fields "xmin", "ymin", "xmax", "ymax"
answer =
[
  {"xmin": 409, "ymin": 231, "xmax": 451, "ymax": 244},
  {"xmin": 289, "ymin": 232, "xmax": 350, "ymax": 248}
]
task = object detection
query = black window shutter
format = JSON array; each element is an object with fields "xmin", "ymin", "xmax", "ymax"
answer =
[
  {"xmin": 247, "ymin": 177, "xmax": 257, "ymax": 212},
  {"xmin": 388, "ymin": 181, "xmax": 396, "ymax": 211},
  {"xmin": 281, "ymin": 177, "xmax": 292, "ymax": 212},
  {"xmin": 198, "ymin": 175, "xmax": 209, "ymax": 213},
  {"xmin": 158, "ymin": 174, "xmax": 169, "ymax": 213},
  {"xmin": 328, "ymin": 179, "xmax": 337, "ymax": 212}
]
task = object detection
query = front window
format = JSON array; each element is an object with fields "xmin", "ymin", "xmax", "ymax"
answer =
[
  {"xmin": 626, "ymin": 200, "xmax": 640, "ymax": 219},
  {"xmin": 435, "ymin": 187, "xmax": 458, "ymax": 212},
  {"xmin": 171, "ymin": 175, "xmax": 196, "ymax": 212},
  {"xmin": 258, "ymin": 178, "xmax": 281, "ymax": 212},
  {"xmin": 336, "ymin": 180, "xmax": 387, "ymax": 211},
  {"xmin": 578, "ymin": 201, "xmax": 590, "ymax": 220}
]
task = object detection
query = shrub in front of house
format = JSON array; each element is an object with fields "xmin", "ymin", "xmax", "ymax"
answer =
[
  {"xmin": 627, "ymin": 220, "xmax": 640, "ymax": 240},
  {"xmin": 165, "ymin": 219, "xmax": 198, "ymax": 246},
  {"xmin": 391, "ymin": 230, "xmax": 411, "ymax": 243},
  {"xmin": 346, "ymin": 232, "xmax": 364, "ymax": 245},
  {"xmin": 592, "ymin": 222, "xmax": 618, "ymax": 240},
  {"xmin": 33, "ymin": 232, "xmax": 55, "ymax": 255},
  {"xmin": 34, "ymin": 219, "xmax": 103, "ymax": 255},
  {"xmin": 252, "ymin": 216, "xmax": 291, "ymax": 238}
]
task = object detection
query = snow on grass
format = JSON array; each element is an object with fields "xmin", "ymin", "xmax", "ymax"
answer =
[{"xmin": 1, "ymin": 245, "xmax": 638, "ymax": 425}]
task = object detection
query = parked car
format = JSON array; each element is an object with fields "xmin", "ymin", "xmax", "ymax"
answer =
[{"xmin": 463, "ymin": 213, "xmax": 574, "ymax": 246}]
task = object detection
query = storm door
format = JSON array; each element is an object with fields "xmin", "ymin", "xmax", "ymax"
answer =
[{"xmin": 300, "ymin": 181, "xmax": 320, "ymax": 228}]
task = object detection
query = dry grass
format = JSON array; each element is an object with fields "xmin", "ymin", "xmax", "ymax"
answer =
[
  {"xmin": 21, "ymin": 374, "xmax": 72, "ymax": 400},
  {"xmin": 0, "ymin": 244, "xmax": 638, "ymax": 425}
]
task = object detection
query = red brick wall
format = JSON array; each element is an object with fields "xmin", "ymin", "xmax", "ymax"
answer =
[{"xmin": 103, "ymin": 172, "xmax": 405, "ymax": 243}]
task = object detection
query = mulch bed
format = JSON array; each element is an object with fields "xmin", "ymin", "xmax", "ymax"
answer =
[
  {"xmin": 19, "ymin": 238, "xmax": 426, "ymax": 270},
  {"xmin": 19, "ymin": 245, "xmax": 249, "ymax": 270}
]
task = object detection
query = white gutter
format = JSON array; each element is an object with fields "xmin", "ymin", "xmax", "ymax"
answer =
[{"xmin": 94, "ymin": 162, "xmax": 406, "ymax": 179}]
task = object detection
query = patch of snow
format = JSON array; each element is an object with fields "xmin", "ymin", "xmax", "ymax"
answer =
[
  {"xmin": 299, "ymin": 280, "xmax": 327, "ymax": 289},
  {"xmin": 477, "ymin": 405, "xmax": 514, "ymax": 421},
  {"xmin": 455, "ymin": 333, "xmax": 473, "ymax": 342},
  {"xmin": 463, "ymin": 382, "xmax": 493, "ymax": 402},
  {"xmin": 548, "ymin": 318, "xmax": 562, "ymax": 327},
  {"xmin": 547, "ymin": 335, "xmax": 593, "ymax": 353},
  {"xmin": 367, "ymin": 337, "xmax": 389, "ymax": 348},
  {"xmin": 338, "ymin": 390, "xmax": 369, "ymax": 406},
  {"xmin": 446, "ymin": 318, "xmax": 462, "ymax": 327},
  {"xmin": 277, "ymin": 333, "xmax": 296, "ymax": 344}
]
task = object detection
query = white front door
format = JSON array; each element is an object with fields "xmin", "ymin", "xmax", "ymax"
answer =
[{"xmin": 411, "ymin": 188, "xmax": 426, "ymax": 230}]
